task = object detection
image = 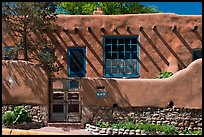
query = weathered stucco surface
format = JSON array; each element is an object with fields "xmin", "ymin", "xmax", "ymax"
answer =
[
  {"xmin": 81, "ymin": 59, "xmax": 202, "ymax": 109},
  {"xmin": 2, "ymin": 13, "xmax": 202, "ymax": 78},
  {"xmin": 2, "ymin": 60, "xmax": 49, "ymax": 105}
]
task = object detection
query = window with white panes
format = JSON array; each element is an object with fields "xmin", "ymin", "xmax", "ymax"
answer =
[{"xmin": 103, "ymin": 36, "xmax": 140, "ymax": 78}]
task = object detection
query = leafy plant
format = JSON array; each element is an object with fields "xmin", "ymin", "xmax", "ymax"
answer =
[
  {"xmin": 180, "ymin": 129, "xmax": 202, "ymax": 135},
  {"xmin": 2, "ymin": 106, "xmax": 32, "ymax": 126},
  {"xmin": 156, "ymin": 71, "xmax": 173, "ymax": 79},
  {"xmin": 2, "ymin": 111, "xmax": 15, "ymax": 125},
  {"xmin": 95, "ymin": 121, "xmax": 110, "ymax": 128}
]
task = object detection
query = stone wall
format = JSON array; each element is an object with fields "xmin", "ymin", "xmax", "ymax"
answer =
[
  {"xmin": 2, "ymin": 104, "xmax": 49, "ymax": 126},
  {"xmin": 84, "ymin": 106, "xmax": 202, "ymax": 131}
]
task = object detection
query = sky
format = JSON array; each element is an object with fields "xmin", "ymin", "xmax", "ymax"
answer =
[{"xmin": 140, "ymin": 2, "xmax": 202, "ymax": 15}]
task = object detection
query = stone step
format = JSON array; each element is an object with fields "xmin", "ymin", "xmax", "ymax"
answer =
[{"xmin": 48, "ymin": 122, "xmax": 82, "ymax": 129}]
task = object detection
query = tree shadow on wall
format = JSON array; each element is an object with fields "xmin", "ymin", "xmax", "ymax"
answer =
[{"xmin": 3, "ymin": 61, "xmax": 49, "ymax": 105}]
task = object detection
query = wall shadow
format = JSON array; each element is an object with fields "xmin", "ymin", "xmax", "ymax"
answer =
[
  {"xmin": 173, "ymin": 29, "xmax": 192, "ymax": 54},
  {"xmin": 87, "ymin": 27, "xmax": 103, "ymax": 49},
  {"xmin": 138, "ymin": 41, "xmax": 162, "ymax": 72},
  {"xmin": 113, "ymin": 28, "xmax": 120, "ymax": 35},
  {"xmin": 63, "ymin": 29, "xmax": 79, "ymax": 46},
  {"xmin": 140, "ymin": 28, "xmax": 170, "ymax": 66},
  {"xmin": 76, "ymin": 30, "xmax": 103, "ymax": 67},
  {"xmin": 153, "ymin": 28, "xmax": 186, "ymax": 68},
  {"xmin": 192, "ymin": 30, "xmax": 202, "ymax": 42},
  {"xmin": 54, "ymin": 31, "xmax": 69, "ymax": 49},
  {"xmin": 100, "ymin": 28, "xmax": 108, "ymax": 35}
]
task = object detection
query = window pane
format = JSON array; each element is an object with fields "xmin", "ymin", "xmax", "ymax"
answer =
[
  {"xmin": 105, "ymin": 46, "xmax": 111, "ymax": 52},
  {"xmin": 112, "ymin": 60, "xmax": 117, "ymax": 66},
  {"xmin": 68, "ymin": 80, "xmax": 79, "ymax": 89},
  {"xmin": 112, "ymin": 67, "xmax": 117, "ymax": 74},
  {"xmin": 132, "ymin": 68, "xmax": 136, "ymax": 74},
  {"xmin": 119, "ymin": 45, "xmax": 124, "ymax": 52},
  {"xmin": 106, "ymin": 38, "xmax": 111, "ymax": 44},
  {"xmin": 125, "ymin": 67, "xmax": 132, "ymax": 74},
  {"xmin": 70, "ymin": 49, "xmax": 84, "ymax": 72},
  {"xmin": 125, "ymin": 45, "xmax": 130, "ymax": 51},
  {"xmin": 125, "ymin": 38, "xmax": 130, "ymax": 45},
  {"xmin": 119, "ymin": 38, "xmax": 124, "ymax": 44},
  {"xmin": 106, "ymin": 67, "xmax": 111, "ymax": 74},
  {"xmin": 132, "ymin": 52, "xmax": 137, "ymax": 59},
  {"xmin": 112, "ymin": 38, "xmax": 117, "ymax": 45},
  {"xmin": 118, "ymin": 60, "xmax": 124, "ymax": 67},
  {"xmin": 112, "ymin": 53, "xmax": 117, "ymax": 59},
  {"xmin": 132, "ymin": 59, "xmax": 137, "ymax": 67},
  {"xmin": 119, "ymin": 67, "xmax": 124, "ymax": 74},
  {"xmin": 125, "ymin": 53, "xmax": 130, "ymax": 59},
  {"xmin": 131, "ymin": 45, "xmax": 137, "ymax": 52},
  {"xmin": 125, "ymin": 59, "xmax": 132, "ymax": 67},
  {"xmin": 132, "ymin": 38, "xmax": 138, "ymax": 44},
  {"xmin": 106, "ymin": 59, "xmax": 111, "ymax": 66},
  {"xmin": 106, "ymin": 52, "xmax": 111, "ymax": 59},
  {"xmin": 112, "ymin": 45, "xmax": 118, "ymax": 52}
]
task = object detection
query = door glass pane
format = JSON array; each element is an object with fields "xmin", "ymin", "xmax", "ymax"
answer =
[
  {"xmin": 53, "ymin": 92, "xmax": 64, "ymax": 100},
  {"xmin": 68, "ymin": 80, "xmax": 79, "ymax": 89},
  {"xmin": 68, "ymin": 104, "xmax": 79, "ymax": 112},
  {"xmin": 53, "ymin": 104, "xmax": 64, "ymax": 113}
]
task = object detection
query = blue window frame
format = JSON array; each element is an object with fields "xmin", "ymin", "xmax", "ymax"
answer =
[
  {"xmin": 68, "ymin": 47, "xmax": 86, "ymax": 77},
  {"xmin": 3, "ymin": 46, "xmax": 18, "ymax": 60},
  {"xmin": 103, "ymin": 36, "xmax": 140, "ymax": 78}
]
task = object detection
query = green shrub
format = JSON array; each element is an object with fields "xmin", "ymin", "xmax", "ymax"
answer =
[
  {"xmin": 156, "ymin": 71, "xmax": 173, "ymax": 79},
  {"xmin": 2, "ymin": 111, "xmax": 15, "ymax": 125},
  {"xmin": 95, "ymin": 121, "xmax": 110, "ymax": 128},
  {"xmin": 181, "ymin": 129, "xmax": 202, "ymax": 135},
  {"xmin": 2, "ymin": 106, "xmax": 32, "ymax": 126}
]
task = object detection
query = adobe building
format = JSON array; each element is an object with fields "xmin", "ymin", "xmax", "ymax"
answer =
[{"xmin": 2, "ymin": 11, "xmax": 202, "ymax": 129}]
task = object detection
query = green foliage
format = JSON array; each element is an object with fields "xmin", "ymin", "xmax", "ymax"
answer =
[
  {"xmin": 2, "ymin": 111, "xmax": 15, "ymax": 125},
  {"xmin": 180, "ymin": 129, "xmax": 202, "ymax": 135},
  {"xmin": 2, "ymin": 106, "xmax": 32, "ymax": 126},
  {"xmin": 156, "ymin": 71, "xmax": 173, "ymax": 79},
  {"xmin": 95, "ymin": 121, "xmax": 110, "ymax": 128},
  {"xmin": 58, "ymin": 2, "xmax": 160, "ymax": 15}
]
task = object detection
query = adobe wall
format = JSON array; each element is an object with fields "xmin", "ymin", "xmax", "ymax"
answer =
[
  {"xmin": 80, "ymin": 59, "xmax": 202, "ymax": 109},
  {"xmin": 2, "ymin": 13, "xmax": 202, "ymax": 78},
  {"xmin": 2, "ymin": 60, "xmax": 49, "ymax": 105}
]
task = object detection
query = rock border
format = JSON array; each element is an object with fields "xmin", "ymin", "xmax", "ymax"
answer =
[{"xmin": 85, "ymin": 124, "xmax": 198, "ymax": 135}]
